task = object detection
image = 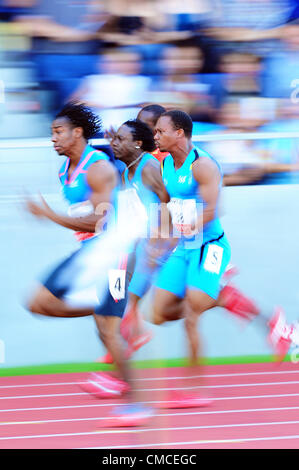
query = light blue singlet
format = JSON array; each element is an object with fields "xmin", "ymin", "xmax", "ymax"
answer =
[
  {"xmin": 59, "ymin": 144, "xmax": 109, "ymax": 242},
  {"xmin": 123, "ymin": 152, "xmax": 161, "ymax": 298},
  {"xmin": 156, "ymin": 146, "xmax": 231, "ymax": 300}
]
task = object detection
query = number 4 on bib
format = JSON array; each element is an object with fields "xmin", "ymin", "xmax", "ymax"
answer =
[{"xmin": 108, "ymin": 269, "xmax": 126, "ymax": 300}]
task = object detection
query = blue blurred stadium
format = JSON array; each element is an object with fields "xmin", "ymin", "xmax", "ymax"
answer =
[
  {"xmin": 1, "ymin": 0, "xmax": 299, "ymax": 367},
  {"xmin": 1, "ymin": 0, "xmax": 299, "ymax": 184}
]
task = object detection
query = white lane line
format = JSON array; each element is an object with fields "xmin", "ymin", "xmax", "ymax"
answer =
[
  {"xmin": 1, "ymin": 369, "xmax": 299, "ymax": 389},
  {"xmin": 1, "ymin": 405, "xmax": 299, "ymax": 426},
  {"xmin": 88, "ymin": 434, "xmax": 299, "ymax": 449},
  {"xmin": 1, "ymin": 392, "xmax": 299, "ymax": 414},
  {"xmin": 0, "ymin": 382, "xmax": 79, "ymax": 389},
  {"xmin": 1, "ymin": 380, "xmax": 299, "ymax": 400},
  {"xmin": 1, "ymin": 419, "xmax": 299, "ymax": 441},
  {"xmin": 0, "ymin": 392, "xmax": 87, "ymax": 400}
]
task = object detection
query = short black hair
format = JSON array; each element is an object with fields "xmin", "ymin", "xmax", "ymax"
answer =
[
  {"xmin": 55, "ymin": 102, "xmax": 102, "ymax": 140},
  {"xmin": 161, "ymin": 110, "xmax": 193, "ymax": 138},
  {"xmin": 123, "ymin": 119, "xmax": 156, "ymax": 152},
  {"xmin": 139, "ymin": 104, "xmax": 166, "ymax": 123}
]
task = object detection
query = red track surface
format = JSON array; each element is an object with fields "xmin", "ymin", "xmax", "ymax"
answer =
[{"xmin": 1, "ymin": 362, "xmax": 299, "ymax": 449}]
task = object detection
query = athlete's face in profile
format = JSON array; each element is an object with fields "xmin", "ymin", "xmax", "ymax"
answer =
[
  {"xmin": 51, "ymin": 117, "xmax": 79, "ymax": 156},
  {"xmin": 112, "ymin": 124, "xmax": 140, "ymax": 162},
  {"xmin": 154, "ymin": 116, "xmax": 178, "ymax": 152}
]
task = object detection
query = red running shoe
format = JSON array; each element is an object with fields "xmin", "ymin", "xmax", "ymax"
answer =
[
  {"xmin": 122, "ymin": 331, "xmax": 153, "ymax": 361},
  {"xmin": 80, "ymin": 372, "xmax": 130, "ymax": 398},
  {"xmin": 160, "ymin": 391, "xmax": 213, "ymax": 409},
  {"xmin": 95, "ymin": 330, "xmax": 153, "ymax": 364},
  {"xmin": 121, "ymin": 305, "xmax": 153, "ymax": 353},
  {"xmin": 100, "ymin": 404, "xmax": 154, "ymax": 428},
  {"xmin": 222, "ymin": 264, "xmax": 239, "ymax": 284},
  {"xmin": 95, "ymin": 352, "xmax": 114, "ymax": 364},
  {"xmin": 220, "ymin": 284, "xmax": 260, "ymax": 321},
  {"xmin": 268, "ymin": 307, "xmax": 293, "ymax": 361},
  {"xmin": 129, "ymin": 329, "xmax": 153, "ymax": 353}
]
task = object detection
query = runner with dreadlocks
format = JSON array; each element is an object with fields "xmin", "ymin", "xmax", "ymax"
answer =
[
  {"xmin": 25, "ymin": 101, "xmax": 120, "ymax": 318},
  {"xmin": 24, "ymin": 102, "xmax": 156, "ymax": 426}
]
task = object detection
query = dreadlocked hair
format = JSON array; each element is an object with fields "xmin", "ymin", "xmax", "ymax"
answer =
[{"xmin": 55, "ymin": 102, "xmax": 102, "ymax": 140}]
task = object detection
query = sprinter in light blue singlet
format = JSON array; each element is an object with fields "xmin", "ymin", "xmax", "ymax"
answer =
[
  {"xmin": 25, "ymin": 105, "xmax": 159, "ymax": 427},
  {"xmin": 156, "ymin": 145, "xmax": 231, "ymax": 300},
  {"xmin": 59, "ymin": 143, "xmax": 110, "ymax": 242},
  {"xmin": 154, "ymin": 110, "xmax": 231, "ymax": 308},
  {"xmin": 112, "ymin": 119, "xmax": 171, "ymax": 298},
  {"xmin": 59, "ymin": 143, "xmax": 109, "ymax": 203},
  {"xmin": 25, "ymin": 103, "xmax": 127, "ymax": 318},
  {"xmin": 152, "ymin": 111, "xmax": 292, "ymax": 406},
  {"xmin": 122, "ymin": 151, "xmax": 162, "ymax": 298},
  {"xmin": 110, "ymin": 118, "xmax": 171, "ymax": 356}
]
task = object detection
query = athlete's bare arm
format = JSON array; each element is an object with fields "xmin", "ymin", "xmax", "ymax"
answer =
[
  {"xmin": 191, "ymin": 157, "xmax": 222, "ymax": 233},
  {"xmin": 25, "ymin": 160, "xmax": 117, "ymax": 233},
  {"xmin": 141, "ymin": 159, "xmax": 177, "ymax": 263},
  {"xmin": 141, "ymin": 159, "xmax": 170, "ymax": 204},
  {"xmin": 87, "ymin": 159, "xmax": 118, "ymax": 233}
]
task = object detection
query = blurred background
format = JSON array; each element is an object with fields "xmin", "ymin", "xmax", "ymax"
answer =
[
  {"xmin": 0, "ymin": 0, "xmax": 299, "ymax": 184},
  {"xmin": 1, "ymin": 0, "xmax": 299, "ymax": 367}
]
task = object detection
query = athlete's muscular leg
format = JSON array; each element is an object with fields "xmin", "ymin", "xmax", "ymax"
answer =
[
  {"xmin": 187, "ymin": 288, "xmax": 218, "ymax": 317},
  {"xmin": 186, "ymin": 289, "xmax": 218, "ymax": 363},
  {"xmin": 152, "ymin": 288, "xmax": 184, "ymax": 325},
  {"xmin": 93, "ymin": 314, "xmax": 130, "ymax": 385},
  {"xmin": 184, "ymin": 304, "xmax": 201, "ymax": 366},
  {"xmin": 152, "ymin": 286, "xmax": 226, "ymax": 327},
  {"xmin": 27, "ymin": 284, "xmax": 94, "ymax": 318},
  {"xmin": 152, "ymin": 287, "xmax": 203, "ymax": 364},
  {"xmin": 153, "ymin": 288, "xmax": 209, "ymax": 364},
  {"xmin": 121, "ymin": 293, "xmax": 142, "ymax": 341},
  {"xmin": 183, "ymin": 289, "xmax": 218, "ymax": 386}
]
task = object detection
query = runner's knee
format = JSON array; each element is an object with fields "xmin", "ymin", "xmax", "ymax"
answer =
[
  {"xmin": 26, "ymin": 293, "xmax": 49, "ymax": 316},
  {"xmin": 152, "ymin": 301, "xmax": 166, "ymax": 325},
  {"xmin": 152, "ymin": 312, "xmax": 165, "ymax": 325},
  {"xmin": 187, "ymin": 291, "xmax": 217, "ymax": 316}
]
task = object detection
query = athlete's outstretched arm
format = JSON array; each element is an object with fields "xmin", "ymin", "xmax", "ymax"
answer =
[{"xmin": 25, "ymin": 160, "xmax": 117, "ymax": 233}]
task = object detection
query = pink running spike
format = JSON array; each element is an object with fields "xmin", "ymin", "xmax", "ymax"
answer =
[
  {"xmin": 80, "ymin": 372, "xmax": 130, "ymax": 398},
  {"xmin": 159, "ymin": 391, "xmax": 213, "ymax": 409},
  {"xmin": 95, "ymin": 330, "xmax": 152, "ymax": 364},
  {"xmin": 220, "ymin": 284, "xmax": 260, "ymax": 320},
  {"xmin": 95, "ymin": 352, "xmax": 114, "ymax": 364},
  {"xmin": 129, "ymin": 330, "xmax": 153, "ymax": 352},
  {"xmin": 222, "ymin": 264, "xmax": 239, "ymax": 282},
  {"xmin": 268, "ymin": 307, "xmax": 292, "ymax": 362}
]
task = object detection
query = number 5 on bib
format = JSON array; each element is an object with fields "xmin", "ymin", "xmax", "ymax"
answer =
[{"xmin": 203, "ymin": 244, "xmax": 224, "ymax": 275}]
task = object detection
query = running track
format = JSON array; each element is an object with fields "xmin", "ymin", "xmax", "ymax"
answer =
[{"xmin": 1, "ymin": 362, "xmax": 299, "ymax": 449}]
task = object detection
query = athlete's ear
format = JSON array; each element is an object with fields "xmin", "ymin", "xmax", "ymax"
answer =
[
  {"xmin": 176, "ymin": 128, "xmax": 185, "ymax": 138},
  {"xmin": 73, "ymin": 127, "xmax": 84, "ymax": 139},
  {"xmin": 135, "ymin": 140, "xmax": 143, "ymax": 149}
]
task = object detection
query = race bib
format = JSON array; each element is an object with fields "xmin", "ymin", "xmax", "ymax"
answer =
[
  {"xmin": 203, "ymin": 244, "xmax": 223, "ymax": 274},
  {"xmin": 108, "ymin": 269, "xmax": 126, "ymax": 300},
  {"xmin": 167, "ymin": 198, "xmax": 198, "ymax": 235}
]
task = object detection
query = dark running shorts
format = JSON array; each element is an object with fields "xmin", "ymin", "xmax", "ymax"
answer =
[{"xmin": 43, "ymin": 241, "xmax": 136, "ymax": 318}]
